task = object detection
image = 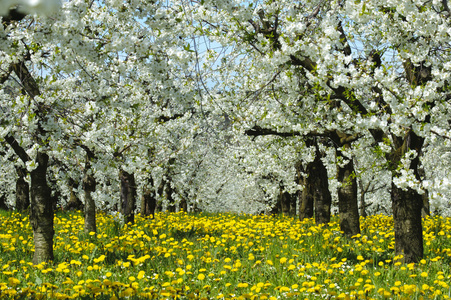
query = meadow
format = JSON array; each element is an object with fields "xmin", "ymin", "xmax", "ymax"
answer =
[{"xmin": 0, "ymin": 210, "xmax": 450, "ymax": 299}]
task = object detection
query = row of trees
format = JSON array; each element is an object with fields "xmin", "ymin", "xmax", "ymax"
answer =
[
  {"xmin": 191, "ymin": 0, "xmax": 451, "ymax": 263},
  {"xmin": 2, "ymin": 0, "xmax": 451, "ymax": 264},
  {"xmin": 1, "ymin": 0, "xmax": 202, "ymax": 263}
]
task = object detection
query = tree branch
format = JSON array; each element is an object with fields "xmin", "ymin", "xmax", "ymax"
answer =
[
  {"xmin": 12, "ymin": 60, "xmax": 41, "ymax": 98},
  {"xmin": 245, "ymin": 125, "xmax": 301, "ymax": 137},
  {"xmin": 4, "ymin": 133, "xmax": 30, "ymax": 163},
  {"xmin": 0, "ymin": 65, "xmax": 13, "ymax": 85}
]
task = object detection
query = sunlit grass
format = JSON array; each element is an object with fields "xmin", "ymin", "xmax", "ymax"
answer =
[{"xmin": 0, "ymin": 210, "xmax": 450, "ymax": 299}]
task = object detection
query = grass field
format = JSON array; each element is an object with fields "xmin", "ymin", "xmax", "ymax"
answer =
[{"xmin": 0, "ymin": 210, "xmax": 450, "ymax": 299}]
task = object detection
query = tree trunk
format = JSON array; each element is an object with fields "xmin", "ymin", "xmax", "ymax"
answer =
[
  {"xmin": 120, "ymin": 169, "xmax": 136, "ymax": 224},
  {"xmin": 165, "ymin": 180, "xmax": 176, "ymax": 213},
  {"xmin": 299, "ymin": 139, "xmax": 331, "ymax": 224},
  {"xmin": 180, "ymin": 198, "xmax": 188, "ymax": 212},
  {"xmin": 358, "ymin": 182, "xmax": 368, "ymax": 218},
  {"xmin": 280, "ymin": 190, "xmax": 288, "ymax": 215},
  {"xmin": 83, "ymin": 171, "xmax": 96, "ymax": 234},
  {"xmin": 417, "ymin": 167, "xmax": 430, "ymax": 217},
  {"xmin": 65, "ymin": 178, "xmax": 83, "ymax": 211},
  {"xmin": 0, "ymin": 194, "xmax": 8, "ymax": 210},
  {"xmin": 289, "ymin": 192, "xmax": 297, "ymax": 215},
  {"xmin": 30, "ymin": 152, "xmax": 54, "ymax": 264},
  {"xmin": 337, "ymin": 158, "xmax": 360, "ymax": 236},
  {"xmin": 156, "ymin": 200, "xmax": 162, "ymax": 213},
  {"xmin": 299, "ymin": 174, "xmax": 314, "ymax": 221},
  {"xmin": 390, "ymin": 130, "xmax": 424, "ymax": 263},
  {"xmin": 270, "ymin": 191, "xmax": 281, "ymax": 215},
  {"xmin": 7, "ymin": 60, "xmax": 54, "ymax": 264},
  {"xmin": 421, "ymin": 192, "xmax": 430, "ymax": 217},
  {"xmin": 392, "ymin": 184, "xmax": 423, "ymax": 263},
  {"xmin": 280, "ymin": 190, "xmax": 296, "ymax": 216},
  {"xmin": 312, "ymin": 151, "xmax": 332, "ymax": 225},
  {"xmin": 141, "ymin": 182, "xmax": 156, "ymax": 218},
  {"xmin": 280, "ymin": 189, "xmax": 288, "ymax": 215},
  {"xmin": 15, "ymin": 166, "xmax": 29, "ymax": 211},
  {"xmin": 157, "ymin": 179, "xmax": 164, "ymax": 213}
]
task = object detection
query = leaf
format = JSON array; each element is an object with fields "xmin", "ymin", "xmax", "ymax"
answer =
[{"xmin": 184, "ymin": 44, "xmax": 195, "ymax": 53}]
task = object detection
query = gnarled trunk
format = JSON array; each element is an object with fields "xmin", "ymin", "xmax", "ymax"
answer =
[
  {"xmin": 120, "ymin": 169, "xmax": 136, "ymax": 224},
  {"xmin": 15, "ymin": 166, "xmax": 29, "ymax": 211},
  {"xmin": 30, "ymin": 152, "xmax": 54, "ymax": 264},
  {"xmin": 337, "ymin": 158, "xmax": 360, "ymax": 236}
]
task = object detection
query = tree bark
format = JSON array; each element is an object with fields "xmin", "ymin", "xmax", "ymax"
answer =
[
  {"xmin": 417, "ymin": 166, "xmax": 430, "ymax": 217},
  {"xmin": 358, "ymin": 180, "xmax": 368, "ymax": 218},
  {"xmin": 64, "ymin": 178, "xmax": 83, "ymax": 211},
  {"xmin": 392, "ymin": 183, "xmax": 423, "ymax": 263},
  {"xmin": 0, "ymin": 194, "xmax": 8, "ymax": 210},
  {"xmin": 421, "ymin": 192, "xmax": 430, "ymax": 217},
  {"xmin": 329, "ymin": 131, "xmax": 361, "ymax": 236},
  {"xmin": 390, "ymin": 130, "xmax": 425, "ymax": 263},
  {"xmin": 180, "ymin": 198, "xmax": 188, "ymax": 212},
  {"xmin": 164, "ymin": 172, "xmax": 176, "ymax": 213},
  {"xmin": 15, "ymin": 166, "xmax": 29, "ymax": 211},
  {"xmin": 6, "ymin": 59, "xmax": 54, "ymax": 264},
  {"xmin": 299, "ymin": 140, "xmax": 331, "ymax": 224},
  {"xmin": 141, "ymin": 180, "xmax": 156, "ymax": 218},
  {"xmin": 83, "ymin": 171, "xmax": 96, "ymax": 234},
  {"xmin": 337, "ymin": 157, "xmax": 360, "ymax": 236},
  {"xmin": 289, "ymin": 192, "xmax": 297, "ymax": 215},
  {"xmin": 278, "ymin": 186, "xmax": 297, "ymax": 216},
  {"xmin": 311, "ymin": 151, "xmax": 332, "ymax": 225},
  {"xmin": 120, "ymin": 169, "xmax": 136, "ymax": 224},
  {"xmin": 156, "ymin": 200, "xmax": 162, "ymax": 213},
  {"xmin": 30, "ymin": 152, "xmax": 54, "ymax": 264},
  {"xmin": 299, "ymin": 174, "xmax": 314, "ymax": 221}
]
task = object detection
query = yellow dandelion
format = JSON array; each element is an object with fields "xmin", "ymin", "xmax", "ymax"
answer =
[
  {"xmin": 137, "ymin": 271, "xmax": 145, "ymax": 280},
  {"xmin": 197, "ymin": 274, "xmax": 205, "ymax": 280}
]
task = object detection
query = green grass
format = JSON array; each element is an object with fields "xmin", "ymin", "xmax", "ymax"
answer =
[{"xmin": 0, "ymin": 209, "xmax": 450, "ymax": 299}]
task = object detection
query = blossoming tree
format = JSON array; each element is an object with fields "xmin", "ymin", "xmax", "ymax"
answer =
[
  {"xmin": 190, "ymin": 0, "xmax": 451, "ymax": 262},
  {"xmin": 1, "ymin": 0, "xmax": 197, "ymax": 263},
  {"xmin": 3, "ymin": 0, "xmax": 451, "ymax": 266}
]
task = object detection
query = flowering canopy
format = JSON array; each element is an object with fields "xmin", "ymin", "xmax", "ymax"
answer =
[{"xmin": 1, "ymin": 0, "xmax": 451, "ymax": 217}]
